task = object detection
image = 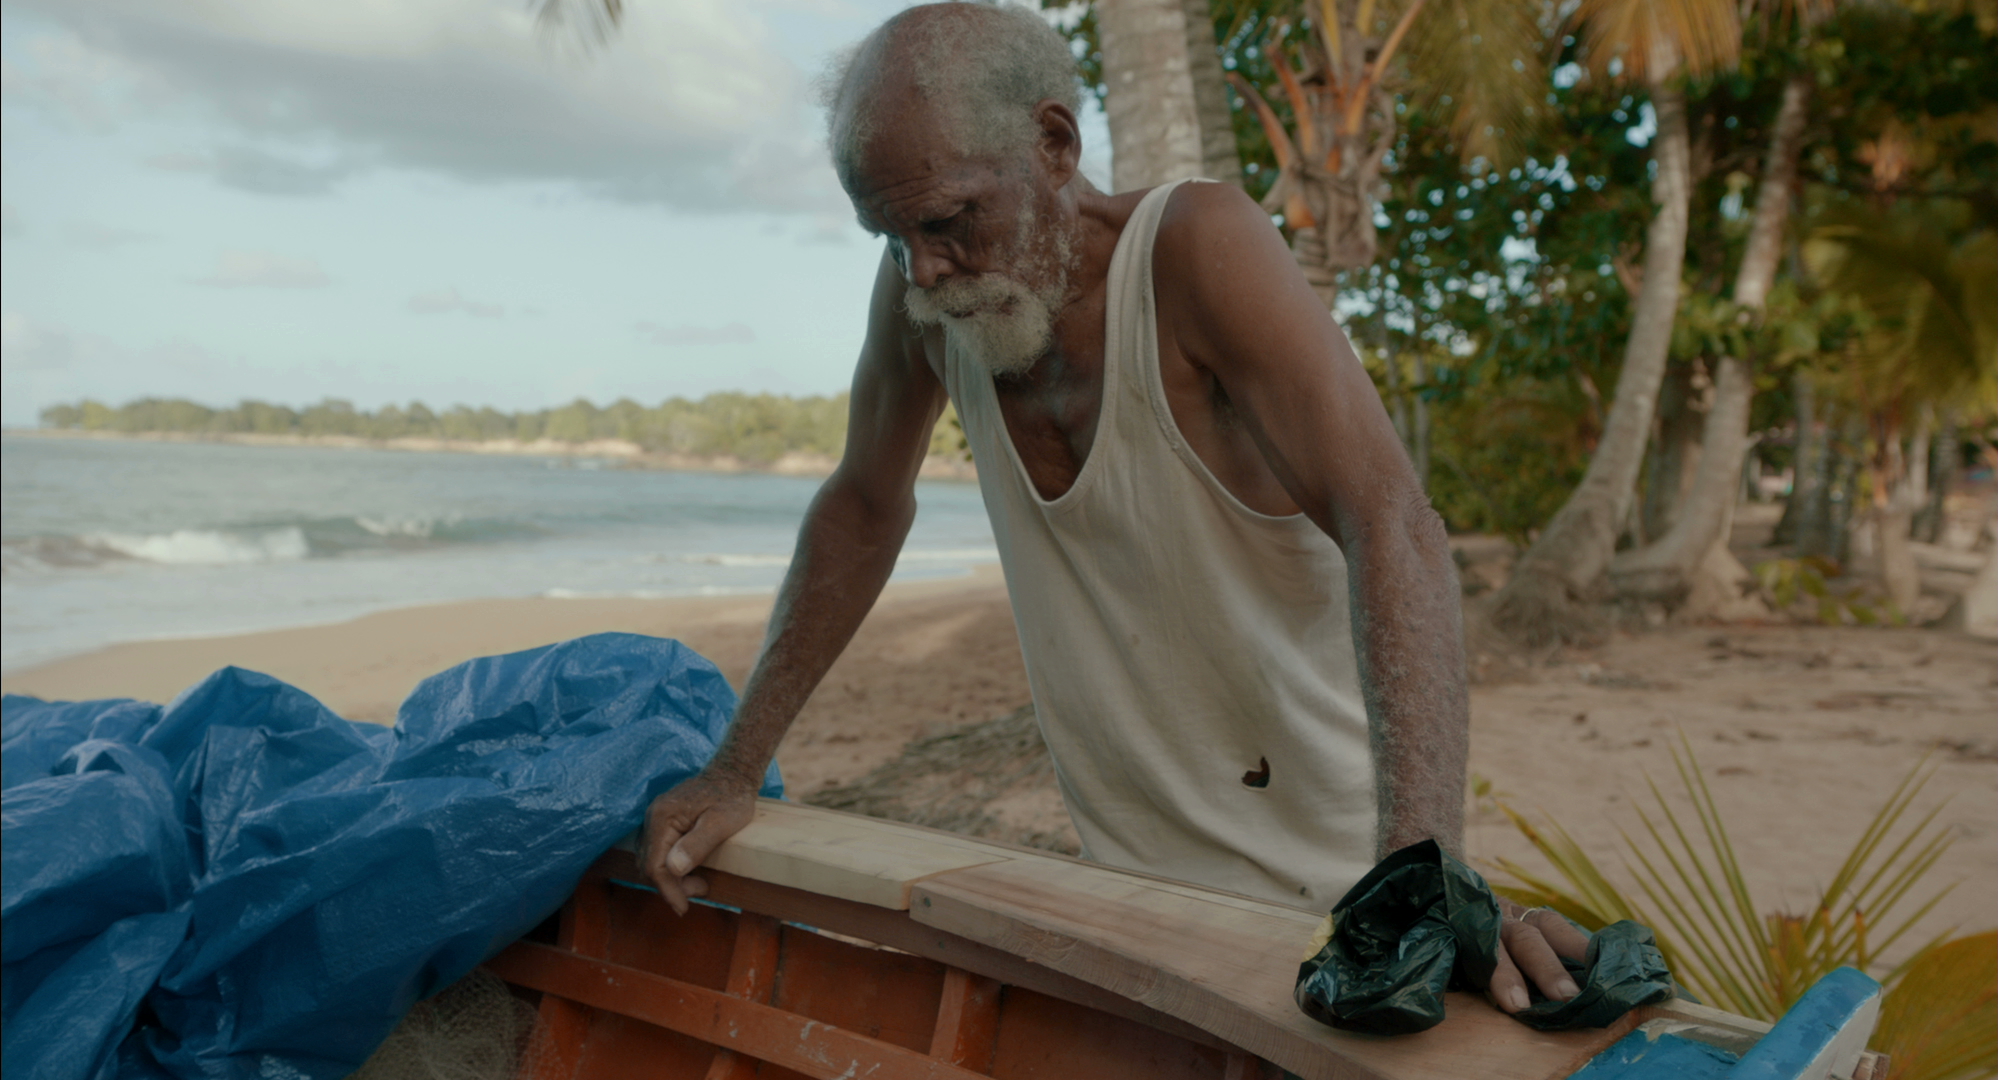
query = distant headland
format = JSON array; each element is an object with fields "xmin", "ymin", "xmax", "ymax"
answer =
[{"xmin": 21, "ymin": 394, "xmax": 976, "ymax": 481}]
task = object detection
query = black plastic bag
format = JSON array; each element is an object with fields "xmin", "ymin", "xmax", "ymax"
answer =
[
  {"xmin": 1511, "ymin": 920, "xmax": 1674, "ymax": 1030},
  {"xmin": 1293, "ymin": 840, "xmax": 1500, "ymax": 1035},
  {"xmin": 1294, "ymin": 840, "xmax": 1675, "ymax": 1035}
]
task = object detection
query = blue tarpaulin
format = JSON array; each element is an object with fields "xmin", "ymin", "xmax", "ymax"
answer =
[{"xmin": 1, "ymin": 633, "xmax": 781, "ymax": 1080}]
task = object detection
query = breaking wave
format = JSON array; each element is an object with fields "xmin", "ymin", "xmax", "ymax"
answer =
[{"xmin": 1, "ymin": 514, "xmax": 543, "ymax": 575}]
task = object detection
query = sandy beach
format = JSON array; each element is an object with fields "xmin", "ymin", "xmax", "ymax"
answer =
[{"xmin": 5, "ymin": 559, "xmax": 1992, "ymax": 967}]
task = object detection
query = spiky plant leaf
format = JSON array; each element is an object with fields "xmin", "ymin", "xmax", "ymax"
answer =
[
  {"xmin": 1489, "ymin": 738, "xmax": 1980, "ymax": 1079},
  {"xmin": 1873, "ymin": 931, "xmax": 1997, "ymax": 1080}
]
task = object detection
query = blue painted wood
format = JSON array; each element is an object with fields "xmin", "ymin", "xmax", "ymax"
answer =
[
  {"xmin": 1566, "ymin": 1029, "xmax": 1740, "ymax": 1079},
  {"xmin": 1728, "ymin": 967, "xmax": 1882, "ymax": 1080}
]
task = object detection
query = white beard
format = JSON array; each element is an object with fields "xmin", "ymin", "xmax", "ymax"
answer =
[
  {"xmin": 903, "ymin": 273, "xmax": 1058, "ymax": 378},
  {"xmin": 903, "ymin": 204, "xmax": 1074, "ymax": 378}
]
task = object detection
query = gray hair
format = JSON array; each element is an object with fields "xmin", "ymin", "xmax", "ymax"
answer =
[{"xmin": 820, "ymin": 2, "xmax": 1082, "ymax": 181}]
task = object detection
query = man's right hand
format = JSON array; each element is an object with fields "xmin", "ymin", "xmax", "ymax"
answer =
[{"xmin": 639, "ymin": 770, "xmax": 759, "ymax": 915}]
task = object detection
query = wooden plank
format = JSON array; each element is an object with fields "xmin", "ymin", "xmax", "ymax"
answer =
[
  {"xmin": 487, "ymin": 940, "xmax": 990, "ymax": 1080},
  {"xmin": 699, "ymin": 800, "xmax": 1014, "ymax": 910},
  {"xmin": 703, "ymin": 913, "xmax": 782, "ymax": 1080},
  {"xmin": 909, "ymin": 857, "xmax": 1637, "ymax": 1080},
  {"xmin": 1628, "ymin": 997, "xmax": 1772, "ymax": 1057},
  {"xmin": 687, "ymin": 862, "xmax": 1250, "ymax": 1055},
  {"xmin": 526, "ymin": 872, "xmax": 613, "ymax": 1080},
  {"xmin": 928, "ymin": 967, "xmax": 1001, "ymax": 1070}
]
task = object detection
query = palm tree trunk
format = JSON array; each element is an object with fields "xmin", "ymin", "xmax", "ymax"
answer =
[
  {"xmin": 1607, "ymin": 73, "xmax": 1812, "ymax": 617},
  {"xmin": 1612, "ymin": 354, "xmax": 1763, "ymax": 613},
  {"xmin": 1913, "ymin": 411, "xmax": 1958, "ymax": 542},
  {"xmin": 1181, "ymin": 0, "xmax": 1243, "ymax": 187},
  {"xmin": 1098, "ymin": 0, "xmax": 1207, "ymax": 191},
  {"xmin": 1491, "ymin": 67, "xmax": 1695, "ymax": 645},
  {"xmin": 1873, "ymin": 428, "xmax": 1922, "ymax": 615},
  {"xmin": 1641, "ymin": 364, "xmax": 1705, "ymax": 540},
  {"xmin": 1772, "ymin": 371, "xmax": 1817, "ymax": 545}
]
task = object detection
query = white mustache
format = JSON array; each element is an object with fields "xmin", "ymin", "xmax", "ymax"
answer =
[
  {"xmin": 903, "ymin": 274, "xmax": 1036, "ymax": 324},
  {"xmin": 903, "ymin": 273, "xmax": 1057, "ymax": 378}
]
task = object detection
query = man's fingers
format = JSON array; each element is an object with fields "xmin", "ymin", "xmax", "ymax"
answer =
[
  {"xmin": 637, "ymin": 778, "xmax": 755, "ymax": 915},
  {"xmin": 1488, "ymin": 943, "xmax": 1531, "ymax": 1013},
  {"xmin": 655, "ymin": 876, "xmax": 692, "ymax": 916},
  {"xmin": 642, "ymin": 814, "xmax": 688, "ymax": 886},
  {"xmin": 667, "ymin": 802, "xmax": 751, "ymax": 880},
  {"xmin": 1529, "ymin": 909, "xmax": 1592, "ymax": 963},
  {"xmin": 1502, "ymin": 920, "xmax": 1581, "ymax": 1002}
]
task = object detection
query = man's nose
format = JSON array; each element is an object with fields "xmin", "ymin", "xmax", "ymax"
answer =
[{"xmin": 903, "ymin": 239, "xmax": 954, "ymax": 291}]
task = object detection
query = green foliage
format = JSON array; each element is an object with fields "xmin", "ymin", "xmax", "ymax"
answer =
[
  {"xmin": 1805, "ymin": 199, "xmax": 1998, "ymax": 424},
  {"xmin": 36, "ymin": 393, "xmax": 895, "ymax": 465},
  {"xmin": 1753, "ymin": 555, "xmax": 1901, "ymax": 625},
  {"xmin": 1424, "ymin": 380, "xmax": 1595, "ymax": 542},
  {"xmin": 1054, "ymin": 0, "xmax": 1997, "ymax": 544},
  {"xmin": 1490, "ymin": 740, "xmax": 1987, "ymax": 1077}
]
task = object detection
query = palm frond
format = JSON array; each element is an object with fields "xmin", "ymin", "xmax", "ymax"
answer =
[
  {"xmin": 1873, "ymin": 931, "xmax": 1998, "ymax": 1080},
  {"xmin": 1396, "ymin": 0, "xmax": 1548, "ymax": 163},
  {"xmin": 1489, "ymin": 738, "xmax": 1974, "ymax": 1059},
  {"xmin": 1805, "ymin": 203, "xmax": 1998, "ymax": 418},
  {"xmin": 533, "ymin": 0, "xmax": 624, "ymax": 46},
  {"xmin": 1569, "ymin": 0, "xmax": 1742, "ymax": 80}
]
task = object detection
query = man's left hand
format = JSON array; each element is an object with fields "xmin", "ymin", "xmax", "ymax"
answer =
[{"xmin": 1489, "ymin": 901, "xmax": 1591, "ymax": 1013}]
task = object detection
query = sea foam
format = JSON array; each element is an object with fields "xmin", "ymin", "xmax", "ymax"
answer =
[{"xmin": 93, "ymin": 527, "xmax": 311, "ymax": 566}]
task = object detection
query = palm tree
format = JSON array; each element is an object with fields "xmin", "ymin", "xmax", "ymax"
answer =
[
  {"xmin": 1222, "ymin": 0, "xmax": 1547, "ymax": 299},
  {"xmin": 533, "ymin": 0, "xmax": 623, "ymax": 44},
  {"xmin": 1488, "ymin": 0, "xmax": 1743, "ymax": 646},
  {"xmin": 1097, "ymin": 0, "xmax": 1244, "ymax": 190},
  {"xmin": 1804, "ymin": 201, "xmax": 1998, "ymax": 614},
  {"xmin": 1608, "ymin": 11, "xmax": 1823, "ymax": 618}
]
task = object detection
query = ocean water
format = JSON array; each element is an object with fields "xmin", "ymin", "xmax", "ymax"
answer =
[{"xmin": 0, "ymin": 435, "xmax": 998, "ymax": 672}]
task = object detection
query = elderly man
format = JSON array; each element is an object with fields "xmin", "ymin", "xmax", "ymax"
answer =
[{"xmin": 639, "ymin": 1, "xmax": 1586, "ymax": 1014}]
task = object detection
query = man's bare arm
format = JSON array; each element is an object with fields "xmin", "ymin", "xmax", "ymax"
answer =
[
  {"xmin": 1158, "ymin": 183, "xmax": 1589, "ymax": 1012},
  {"xmin": 640, "ymin": 250, "xmax": 945, "ymax": 913},
  {"xmin": 1157, "ymin": 182, "xmax": 1468, "ymax": 858}
]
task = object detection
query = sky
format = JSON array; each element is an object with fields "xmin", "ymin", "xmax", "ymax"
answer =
[{"xmin": 0, "ymin": 0, "xmax": 1112, "ymax": 427}]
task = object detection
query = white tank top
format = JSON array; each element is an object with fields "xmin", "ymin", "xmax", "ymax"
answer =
[{"xmin": 943, "ymin": 180, "xmax": 1375, "ymax": 909}]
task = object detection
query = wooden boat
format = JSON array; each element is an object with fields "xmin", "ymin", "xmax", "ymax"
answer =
[{"xmin": 484, "ymin": 800, "xmax": 1887, "ymax": 1080}]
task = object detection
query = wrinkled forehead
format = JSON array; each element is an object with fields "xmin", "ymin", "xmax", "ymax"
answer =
[
  {"xmin": 844, "ymin": 149, "xmax": 1029, "ymax": 236},
  {"xmin": 841, "ymin": 107, "xmax": 1029, "ymax": 220}
]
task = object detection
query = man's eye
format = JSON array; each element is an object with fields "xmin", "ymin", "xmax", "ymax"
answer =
[{"xmin": 921, "ymin": 209, "xmax": 969, "ymax": 234}]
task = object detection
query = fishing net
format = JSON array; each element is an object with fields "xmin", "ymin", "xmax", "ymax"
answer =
[{"xmin": 351, "ymin": 971, "xmax": 552, "ymax": 1080}]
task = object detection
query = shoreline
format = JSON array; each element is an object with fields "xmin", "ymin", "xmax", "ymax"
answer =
[
  {"xmin": 4, "ymin": 572, "xmax": 1990, "ymax": 968},
  {"xmin": 2, "ymin": 427, "xmax": 979, "ymax": 483},
  {"xmin": 0, "ymin": 563, "xmax": 1007, "ymax": 722}
]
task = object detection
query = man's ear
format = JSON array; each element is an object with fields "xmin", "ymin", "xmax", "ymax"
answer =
[{"xmin": 1033, "ymin": 100, "xmax": 1082, "ymax": 187}]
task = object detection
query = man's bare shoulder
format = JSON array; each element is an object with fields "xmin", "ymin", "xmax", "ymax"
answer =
[
  {"xmin": 1153, "ymin": 180, "xmax": 1285, "ymax": 269},
  {"xmin": 1150, "ymin": 181, "xmax": 1317, "ymax": 350}
]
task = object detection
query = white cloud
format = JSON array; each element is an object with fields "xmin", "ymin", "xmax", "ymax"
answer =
[
  {"xmin": 408, "ymin": 287, "xmax": 505, "ymax": 318},
  {"xmin": 195, "ymin": 249, "xmax": 330, "ymax": 289},
  {"xmin": 2, "ymin": 0, "xmax": 850, "ymax": 213},
  {"xmin": 65, "ymin": 221, "xmax": 156, "ymax": 250},
  {"xmin": 146, "ymin": 147, "xmax": 351, "ymax": 196},
  {"xmin": 2, "ymin": 310, "xmax": 77, "ymax": 370},
  {"xmin": 635, "ymin": 320, "xmax": 755, "ymax": 346}
]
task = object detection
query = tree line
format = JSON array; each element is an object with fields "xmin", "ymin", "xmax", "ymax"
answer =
[
  {"xmin": 35, "ymin": 393, "xmax": 966, "ymax": 465},
  {"xmin": 1062, "ymin": 0, "xmax": 1995, "ymax": 632}
]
